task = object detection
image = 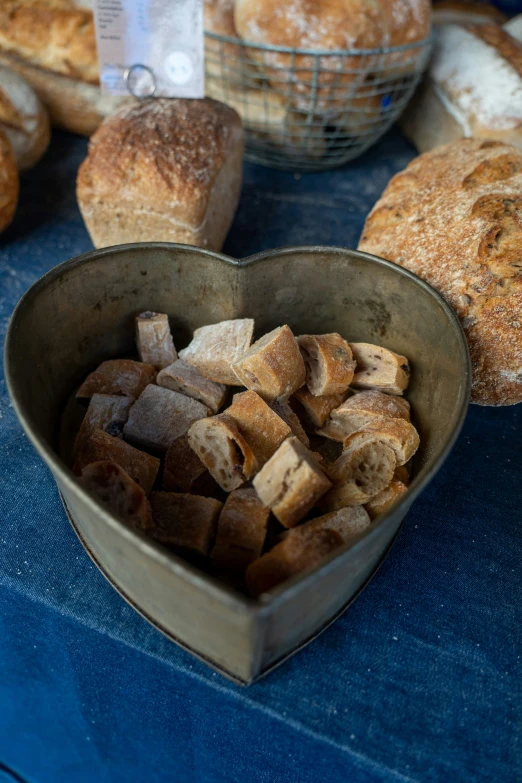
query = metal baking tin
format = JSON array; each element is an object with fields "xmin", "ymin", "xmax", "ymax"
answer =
[{"xmin": 5, "ymin": 244, "xmax": 471, "ymax": 684}]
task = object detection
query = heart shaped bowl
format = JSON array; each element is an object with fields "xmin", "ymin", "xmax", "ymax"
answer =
[{"xmin": 5, "ymin": 244, "xmax": 470, "ymax": 684}]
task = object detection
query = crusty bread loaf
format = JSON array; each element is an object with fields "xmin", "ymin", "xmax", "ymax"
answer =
[
  {"xmin": 343, "ymin": 418, "xmax": 420, "ymax": 466},
  {"xmin": 211, "ymin": 488, "xmax": 270, "ymax": 573},
  {"xmin": 365, "ymin": 479, "xmax": 408, "ymax": 519},
  {"xmin": 270, "ymin": 399, "xmax": 309, "ymax": 447},
  {"xmin": 135, "ymin": 312, "xmax": 177, "ymax": 370},
  {"xmin": 234, "ymin": 0, "xmax": 430, "ymax": 113},
  {"xmin": 72, "ymin": 393, "xmax": 133, "ymax": 457},
  {"xmin": 226, "ymin": 390, "xmax": 292, "ymax": 471},
  {"xmin": 297, "ymin": 333, "xmax": 355, "ymax": 397},
  {"xmin": 358, "ymin": 138, "xmax": 522, "ymax": 405},
  {"xmin": 150, "ymin": 492, "xmax": 223, "ymax": 556},
  {"xmin": 401, "ymin": 23, "xmax": 522, "ymax": 153},
  {"xmin": 350, "ymin": 343, "xmax": 410, "ymax": 395},
  {"xmin": 163, "ymin": 433, "xmax": 218, "ymax": 496},
  {"xmin": 76, "ymin": 359, "xmax": 156, "ymax": 400},
  {"xmin": 79, "ymin": 460, "xmax": 153, "ymax": 531},
  {"xmin": 0, "ymin": 127, "xmax": 18, "ymax": 233},
  {"xmin": 282, "ymin": 505, "xmax": 371, "ymax": 546},
  {"xmin": 77, "ymin": 98, "xmax": 244, "ymax": 251},
  {"xmin": 0, "ymin": 65, "xmax": 49, "ymax": 170},
  {"xmin": 157, "ymin": 360, "xmax": 227, "ymax": 414},
  {"xmin": 321, "ymin": 439, "xmax": 396, "ymax": 510},
  {"xmin": 179, "ymin": 319, "xmax": 254, "ymax": 385},
  {"xmin": 188, "ymin": 414, "xmax": 257, "ymax": 491},
  {"xmin": 291, "ymin": 386, "xmax": 347, "ymax": 431},
  {"xmin": 318, "ymin": 390, "xmax": 410, "ymax": 442}
]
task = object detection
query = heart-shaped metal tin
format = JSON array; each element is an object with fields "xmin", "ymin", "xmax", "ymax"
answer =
[{"xmin": 5, "ymin": 244, "xmax": 470, "ymax": 684}]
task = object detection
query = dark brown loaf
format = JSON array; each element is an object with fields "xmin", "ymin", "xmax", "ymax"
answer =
[{"xmin": 358, "ymin": 138, "xmax": 522, "ymax": 405}]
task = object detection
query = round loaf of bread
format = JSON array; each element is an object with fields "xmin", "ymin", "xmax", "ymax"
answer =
[
  {"xmin": 401, "ymin": 23, "xmax": 522, "ymax": 153},
  {"xmin": 358, "ymin": 138, "xmax": 522, "ymax": 406},
  {"xmin": 234, "ymin": 0, "xmax": 430, "ymax": 113},
  {"xmin": 0, "ymin": 65, "xmax": 50, "ymax": 170},
  {"xmin": 0, "ymin": 126, "xmax": 19, "ymax": 233}
]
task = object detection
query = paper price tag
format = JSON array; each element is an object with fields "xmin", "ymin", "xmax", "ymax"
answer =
[{"xmin": 93, "ymin": 0, "xmax": 204, "ymax": 98}]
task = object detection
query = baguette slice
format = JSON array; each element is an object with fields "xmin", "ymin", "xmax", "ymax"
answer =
[
  {"xmin": 226, "ymin": 390, "xmax": 291, "ymax": 471},
  {"xmin": 291, "ymin": 386, "xmax": 347, "ymax": 430},
  {"xmin": 321, "ymin": 440, "xmax": 396, "ymax": 510},
  {"xmin": 73, "ymin": 428, "xmax": 160, "ymax": 495},
  {"xmin": 245, "ymin": 529, "xmax": 343, "ymax": 597},
  {"xmin": 135, "ymin": 312, "xmax": 177, "ymax": 369},
  {"xmin": 162, "ymin": 433, "xmax": 218, "ymax": 496},
  {"xmin": 281, "ymin": 505, "xmax": 371, "ymax": 545},
  {"xmin": 350, "ymin": 343, "xmax": 410, "ymax": 395},
  {"xmin": 270, "ymin": 399, "xmax": 310, "ymax": 447},
  {"xmin": 252, "ymin": 437, "xmax": 332, "ymax": 528},
  {"xmin": 232, "ymin": 325, "xmax": 306, "ymax": 402},
  {"xmin": 149, "ymin": 492, "xmax": 223, "ymax": 556},
  {"xmin": 188, "ymin": 414, "xmax": 257, "ymax": 491},
  {"xmin": 365, "ymin": 480, "xmax": 409, "ymax": 520},
  {"xmin": 79, "ymin": 460, "xmax": 153, "ymax": 531},
  {"xmin": 123, "ymin": 385, "xmax": 210, "ymax": 454},
  {"xmin": 179, "ymin": 318, "xmax": 254, "ymax": 385},
  {"xmin": 318, "ymin": 390, "xmax": 411, "ymax": 442},
  {"xmin": 72, "ymin": 393, "xmax": 133, "ymax": 458},
  {"xmin": 212, "ymin": 488, "xmax": 270, "ymax": 573},
  {"xmin": 297, "ymin": 333, "xmax": 355, "ymax": 396},
  {"xmin": 157, "ymin": 359, "xmax": 227, "ymax": 413},
  {"xmin": 343, "ymin": 417, "xmax": 420, "ymax": 466},
  {"xmin": 76, "ymin": 359, "xmax": 156, "ymax": 400}
]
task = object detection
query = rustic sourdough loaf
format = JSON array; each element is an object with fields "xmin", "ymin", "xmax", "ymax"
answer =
[
  {"xmin": 358, "ymin": 138, "xmax": 522, "ymax": 405},
  {"xmin": 401, "ymin": 23, "xmax": 522, "ymax": 152},
  {"xmin": 77, "ymin": 98, "xmax": 244, "ymax": 251}
]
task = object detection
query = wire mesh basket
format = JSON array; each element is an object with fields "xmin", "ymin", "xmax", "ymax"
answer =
[{"xmin": 204, "ymin": 33, "xmax": 432, "ymax": 171}]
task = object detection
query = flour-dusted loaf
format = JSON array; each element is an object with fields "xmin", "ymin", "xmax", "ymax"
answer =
[
  {"xmin": 0, "ymin": 127, "xmax": 18, "ymax": 233},
  {"xmin": 252, "ymin": 437, "xmax": 332, "ymax": 528},
  {"xmin": 135, "ymin": 312, "xmax": 177, "ymax": 370},
  {"xmin": 73, "ymin": 428, "xmax": 160, "ymax": 495},
  {"xmin": 77, "ymin": 98, "xmax": 244, "ymax": 251},
  {"xmin": 401, "ymin": 23, "xmax": 522, "ymax": 152},
  {"xmin": 358, "ymin": 138, "xmax": 522, "ymax": 405},
  {"xmin": 234, "ymin": 0, "xmax": 430, "ymax": 113},
  {"xmin": 179, "ymin": 319, "xmax": 254, "ymax": 385},
  {"xmin": 79, "ymin": 460, "xmax": 153, "ymax": 531},
  {"xmin": 0, "ymin": 65, "xmax": 49, "ymax": 170}
]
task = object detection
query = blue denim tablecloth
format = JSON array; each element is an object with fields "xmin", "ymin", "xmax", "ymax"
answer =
[{"xmin": 1, "ymin": 130, "xmax": 521, "ymax": 783}]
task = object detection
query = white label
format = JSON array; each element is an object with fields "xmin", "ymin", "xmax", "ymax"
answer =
[{"xmin": 93, "ymin": 0, "xmax": 204, "ymax": 98}]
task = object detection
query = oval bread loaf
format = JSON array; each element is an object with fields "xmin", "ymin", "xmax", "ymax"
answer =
[
  {"xmin": 0, "ymin": 65, "xmax": 50, "ymax": 170},
  {"xmin": 359, "ymin": 138, "xmax": 522, "ymax": 406}
]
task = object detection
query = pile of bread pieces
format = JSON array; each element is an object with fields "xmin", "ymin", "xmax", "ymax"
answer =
[{"xmin": 72, "ymin": 313, "xmax": 420, "ymax": 596}]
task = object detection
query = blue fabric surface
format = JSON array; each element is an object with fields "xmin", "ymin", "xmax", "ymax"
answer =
[{"xmin": 1, "ymin": 130, "xmax": 521, "ymax": 783}]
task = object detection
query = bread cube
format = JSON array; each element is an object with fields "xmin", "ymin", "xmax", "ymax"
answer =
[
  {"xmin": 73, "ymin": 428, "xmax": 160, "ymax": 495},
  {"xmin": 282, "ymin": 506, "xmax": 371, "ymax": 545},
  {"xmin": 79, "ymin": 461, "xmax": 153, "ymax": 531},
  {"xmin": 157, "ymin": 359, "xmax": 227, "ymax": 413},
  {"xmin": 179, "ymin": 318, "xmax": 254, "ymax": 384},
  {"xmin": 76, "ymin": 359, "xmax": 156, "ymax": 400},
  {"xmin": 226, "ymin": 390, "xmax": 291, "ymax": 471},
  {"xmin": 232, "ymin": 325, "xmax": 306, "ymax": 402},
  {"xmin": 365, "ymin": 480, "xmax": 408, "ymax": 520},
  {"xmin": 321, "ymin": 440, "xmax": 396, "ymax": 510},
  {"xmin": 245, "ymin": 529, "xmax": 343, "ymax": 597},
  {"xmin": 270, "ymin": 399, "xmax": 309, "ymax": 446},
  {"xmin": 188, "ymin": 414, "xmax": 257, "ymax": 491},
  {"xmin": 149, "ymin": 492, "xmax": 223, "ymax": 556},
  {"xmin": 343, "ymin": 418, "xmax": 420, "ymax": 466},
  {"xmin": 72, "ymin": 393, "xmax": 134, "ymax": 458},
  {"xmin": 350, "ymin": 343, "xmax": 410, "ymax": 395},
  {"xmin": 163, "ymin": 433, "xmax": 218, "ymax": 496},
  {"xmin": 297, "ymin": 333, "xmax": 355, "ymax": 396},
  {"xmin": 212, "ymin": 488, "xmax": 270, "ymax": 573},
  {"xmin": 318, "ymin": 390, "xmax": 410, "ymax": 441},
  {"xmin": 291, "ymin": 386, "xmax": 346, "ymax": 431},
  {"xmin": 252, "ymin": 437, "xmax": 332, "ymax": 528},
  {"xmin": 123, "ymin": 385, "xmax": 210, "ymax": 453},
  {"xmin": 136, "ymin": 311, "xmax": 177, "ymax": 369}
]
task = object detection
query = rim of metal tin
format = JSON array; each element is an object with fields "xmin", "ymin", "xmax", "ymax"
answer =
[
  {"xmin": 4, "ymin": 243, "xmax": 471, "ymax": 615},
  {"xmin": 204, "ymin": 30, "xmax": 434, "ymax": 57}
]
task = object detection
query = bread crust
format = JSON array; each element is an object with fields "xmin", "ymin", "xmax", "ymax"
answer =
[
  {"xmin": 321, "ymin": 439, "xmax": 396, "ymax": 509},
  {"xmin": 349, "ymin": 342, "xmax": 410, "ymax": 395},
  {"xmin": 188, "ymin": 414, "xmax": 257, "ymax": 491},
  {"xmin": 365, "ymin": 479, "xmax": 408, "ymax": 519},
  {"xmin": 270, "ymin": 399, "xmax": 310, "ymax": 447},
  {"xmin": 359, "ymin": 138, "xmax": 522, "ymax": 405},
  {"xmin": 291, "ymin": 386, "xmax": 347, "ymax": 430},
  {"xmin": 252, "ymin": 437, "xmax": 332, "ymax": 528},
  {"xmin": 179, "ymin": 319, "xmax": 254, "ymax": 385},
  {"xmin": 73, "ymin": 428, "xmax": 160, "ymax": 495},
  {"xmin": 0, "ymin": 64, "xmax": 49, "ymax": 170},
  {"xmin": 281, "ymin": 505, "xmax": 371, "ymax": 545},
  {"xmin": 76, "ymin": 359, "xmax": 156, "ymax": 400},
  {"xmin": 211, "ymin": 488, "xmax": 270, "ymax": 573},
  {"xmin": 0, "ymin": 126, "xmax": 18, "ymax": 232},
  {"xmin": 297, "ymin": 333, "xmax": 355, "ymax": 396},
  {"xmin": 162, "ymin": 433, "xmax": 217, "ymax": 496},
  {"xmin": 150, "ymin": 492, "xmax": 223, "ymax": 556},
  {"xmin": 232, "ymin": 325, "xmax": 306, "ymax": 402},
  {"xmin": 135, "ymin": 312, "xmax": 177, "ymax": 370},
  {"xmin": 157, "ymin": 360, "xmax": 227, "ymax": 414},
  {"xmin": 318, "ymin": 390, "xmax": 410, "ymax": 441},
  {"xmin": 72, "ymin": 393, "xmax": 133, "ymax": 458},
  {"xmin": 343, "ymin": 417, "xmax": 420, "ymax": 466},
  {"xmin": 76, "ymin": 98, "xmax": 244, "ymax": 251},
  {"xmin": 79, "ymin": 460, "xmax": 153, "ymax": 531},
  {"xmin": 226, "ymin": 390, "xmax": 292, "ymax": 471}
]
